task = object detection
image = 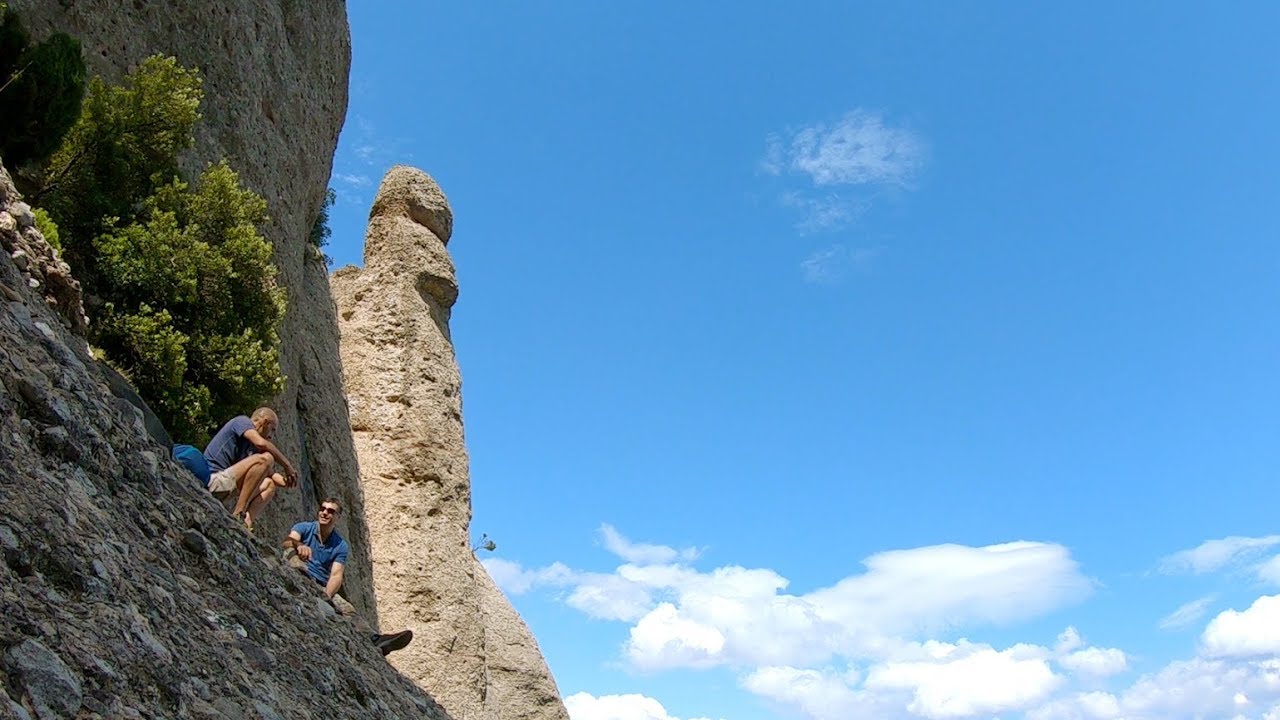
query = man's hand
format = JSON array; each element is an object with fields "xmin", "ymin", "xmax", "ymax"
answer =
[
  {"xmin": 285, "ymin": 464, "xmax": 299, "ymax": 488},
  {"xmin": 297, "ymin": 545, "xmax": 313, "ymax": 561}
]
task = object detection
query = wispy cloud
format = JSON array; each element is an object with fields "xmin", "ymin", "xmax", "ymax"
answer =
[
  {"xmin": 765, "ymin": 111, "xmax": 925, "ymax": 188},
  {"xmin": 1159, "ymin": 536, "xmax": 1280, "ymax": 575},
  {"xmin": 330, "ymin": 114, "xmax": 416, "ymax": 207},
  {"xmin": 781, "ymin": 192, "xmax": 872, "ymax": 234},
  {"xmin": 600, "ymin": 524, "xmax": 701, "ymax": 565},
  {"xmin": 760, "ymin": 110, "xmax": 923, "ymax": 280},
  {"xmin": 801, "ymin": 245, "xmax": 880, "ymax": 284},
  {"xmin": 334, "ymin": 173, "xmax": 372, "ymax": 188},
  {"xmin": 1160, "ymin": 596, "xmax": 1218, "ymax": 631}
]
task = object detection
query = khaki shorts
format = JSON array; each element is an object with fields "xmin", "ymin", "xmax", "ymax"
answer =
[{"xmin": 208, "ymin": 469, "xmax": 236, "ymax": 495}]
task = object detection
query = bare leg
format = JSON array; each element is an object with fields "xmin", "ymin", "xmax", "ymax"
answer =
[
  {"xmin": 331, "ymin": 593, "xmax": 375, "ymax": 635},
  {"xmin": 230, "ymin": 453, "xmax": 273, "ymax": 517},
  {"xmin": 243, "ymin": 473, "xmax": 286, "ymax": 529}
]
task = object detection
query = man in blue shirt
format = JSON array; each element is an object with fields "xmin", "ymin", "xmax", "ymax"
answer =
[
  {"xmin": 283, "ymin": 498, "xmax": 412, "ymax": 656},
  {"xmin": 203, "ymin": 407, "xmax": 299, "ymax": 531},
  {"xmin": 285, "ymin": 498, "xmax": 350, "ymax": 600}
]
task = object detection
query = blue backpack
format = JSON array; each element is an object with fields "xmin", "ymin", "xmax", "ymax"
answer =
[{"xmin": 172, "ymin": 444, "xmax": 211, "ymax": 488}]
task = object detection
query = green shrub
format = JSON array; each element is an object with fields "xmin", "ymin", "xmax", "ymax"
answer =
[
  {"xmin": 31, "ymin": 207, "xmax": 59, "ymax": 252},
  {"xmin": 41, "ymin": 57, "xmax": 285, "ymax": 444},
  {"xmin": 39, "ymin": 55, "xmax": 201, "ymax": 280},
  {"xmin": 0, "ymin": 8, "xmax": 85, "ymax": 167}
]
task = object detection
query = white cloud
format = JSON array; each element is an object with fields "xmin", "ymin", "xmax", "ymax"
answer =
[
  {"xmin": 482, "ymin": 557, "xmax": 574, "ymax": 595},
  {"xmin": 510, "ymin": 533, "xmax": 1092, "ymax": 673},
  {"xmin": 1059, "ymin": 646, "xmax": 1128, "ymax": 678},
  {"xmin": 1160, "ymin": 535, "xmax": 1280, "ymax": 574},
  {"xmin": 627, "ymin": 603, "xmax": 727, "ymax": 669},
  {"xmin": 564, "ymin": 692, "xmax": 721, "ymax": 720},
  {"xmin": 766, "ymin": 111, "xmax": 925, "ymax": 187},
  {"xmin": 566, "ymin": 571, "xmax": 656, "ymax": 622},
  {"xmin": 805, "ymin": 542, "xmax": 1093, "ymax": 640},
  {"xmin": 761, "ymin": 109, "xmax": 924, "ymax": 237},
  {"xmin": 1159, "ymin": 595, "xmax": 1218, "ymax": 631},
  {"xmin": 600, "ymin": 524, "xmax": 699, "ymax": 565},
  {"xmin": 800, "ymin": 245, "xmax": 880, "ymax": 284},
  {"xmin": 864, "ymin": 642, "xmax": 1062, "ymax": 719},
  {"xmin": 1119, "ymin": 657, "xmax": 1280, "ymax": 718},
  {"xmin": 1257, "ymin": 555, "xmax": 1280, "ymax": 585},
  {"xmin": 538, "ymin": 526, "xmax": 1280, "ymax": 720},
  {"xmin": 742, "ymin": 666, "xmax": 874, "ymax": 720},
  {"xmin": 780, "ymin": 192, "xmax": 871, "ymax": 233},
  {"xmin": 1026, "ymin": 691, "xmax": 1120, "ymax": 720},
  {"xmin": 1202, "ymin": 595, "xmax": 1280, "ymax": 658},
  {"xmin": 484, "ymin": 557, "xmax": 652, "ymax": 621},
  {"xmin": 1055, "ymin": 627, "xmax": 1084, "ymax": 654},
  {"xmin": 334, "ymin": 172, "xmax": 372, "ymax": 187}
]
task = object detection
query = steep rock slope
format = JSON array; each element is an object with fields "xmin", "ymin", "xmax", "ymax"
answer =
[
  {"xmin": 0, "ymin": 165, "xmax": 450, "ymax": 720},
  {"xmin": 332, "ymin": 167, "xmax": 570, "ymax": 720},
  {"xmin": 11, "ymin": 0, "xmax": 378, "ymax": 617}
]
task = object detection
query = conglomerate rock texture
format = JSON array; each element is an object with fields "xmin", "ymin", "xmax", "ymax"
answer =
[
  {"xmin": 11, "ymin": 0, "xmax": 378, "ymax": 617},
  {"xmin": 0, "ymin": 163, "xmax": 452, "ymax": 720},
  {"xmin": 332, "ymin": 167, "xmax": 570, "ymax": 720}
]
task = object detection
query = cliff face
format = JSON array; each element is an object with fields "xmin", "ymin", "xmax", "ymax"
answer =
[
  {"xmin": 0, "ymin": 164, "xmax": 451, "ymax": 720},
  {"xmin": 332, "ymin": 167, "xmax": 570, "ymax": 720},
  {"xmin": 11, "ymin": 0, "xmax": 378, "ymax": 618}
]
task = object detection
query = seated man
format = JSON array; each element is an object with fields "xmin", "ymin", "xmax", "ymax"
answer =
[
  {"xmin": 203, "ymin": 407, "xmax": 299, "ymax": 530},
  {"xmin": 283, "ymin": 498, "xmax": 412, "ymax": 656}
]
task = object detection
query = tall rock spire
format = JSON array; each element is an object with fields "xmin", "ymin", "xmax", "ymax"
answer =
[{"xmin": 333, "ymin": 166, "xmax": 569, "ymax": 720}]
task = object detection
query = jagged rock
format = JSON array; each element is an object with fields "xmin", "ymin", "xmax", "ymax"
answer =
[
  {"xmin": 5, "ymin": 638, "xmax": 81, "ymax": 720},
  {"xmin": 0, "ymin": 167, "xmax": 86, "ymax": 334},
  {"xmin": 334, "ymin": 166, "xmax": 569, "ymax": 720},
  {"xmin": 0, "ymin": 166, "xmax": 453, "ymax": 718},
  {"xmin": 15, "ymin": 0, "xmax": 376, "ymax": 617}
]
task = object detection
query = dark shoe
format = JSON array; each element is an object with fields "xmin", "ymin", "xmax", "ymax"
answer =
[{"xmin": 372, "ymin": 629, "xmax": 413, "ymax": 656}]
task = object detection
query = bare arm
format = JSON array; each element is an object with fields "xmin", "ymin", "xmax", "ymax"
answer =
[
  {"xmin": 283, "ymin": 530, "xmax": 311, "ymax": 560},
  {"xmin": 243, "ymin": 428, "xmax": 298, "ymax": 484},
  {"xmin": 324, "ymin": 562, "xmax": 345, "ymax": 599}
]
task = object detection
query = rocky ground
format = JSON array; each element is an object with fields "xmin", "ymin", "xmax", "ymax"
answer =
[{"xmin": 0, "ymin": 165, "xmax": 451, "ymax": 720}]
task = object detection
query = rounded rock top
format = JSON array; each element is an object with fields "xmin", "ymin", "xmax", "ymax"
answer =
[{"xmin": 369, "ymin": 165, "xmax": 453, "ymax": 244}]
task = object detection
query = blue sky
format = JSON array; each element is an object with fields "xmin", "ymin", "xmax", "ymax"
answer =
[{"xmin": 329, "ymin": 3, "xmax": 1280, "ymax": 718}]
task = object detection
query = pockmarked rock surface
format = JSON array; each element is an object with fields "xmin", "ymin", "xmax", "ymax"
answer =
[
  {"xmin": 12, "ymin": 0, "xmax": 377, "ymax": 617},
  {"xmin": 0, "ymin": 162, "xmax": 452, "ymax": 720},
  {"xmin": 333, "ymin": 167, "xmax": 570, "ymax": 720}
]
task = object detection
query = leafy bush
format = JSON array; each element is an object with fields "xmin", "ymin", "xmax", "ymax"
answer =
[
  {"xmin": 0, "ymin": 8, "xmax": 86, "ymax": 168},
  {"xmin": 41, "ymin": 56, "xmax": 285, "ymax": 444},
  {"xmin": 31, "ymin": 207, "xmax": 59, "ymax": 252},
  {"xmin": 39, "ymin": 55, "xmax": 201, "ymax": 278}
]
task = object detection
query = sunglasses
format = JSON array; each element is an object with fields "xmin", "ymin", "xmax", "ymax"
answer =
[{"xmin": 319, "ymin": 506, "xmax": 340, "ymax": 515}]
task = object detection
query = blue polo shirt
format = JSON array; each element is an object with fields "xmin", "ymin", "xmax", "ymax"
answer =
[
  {"xmin": 203, "ymin": 415, "xmax": 256, "ymax": 473},
  {"xmin": 291, "ymin": 521, "xmax": 349, "ymax": 586}
]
